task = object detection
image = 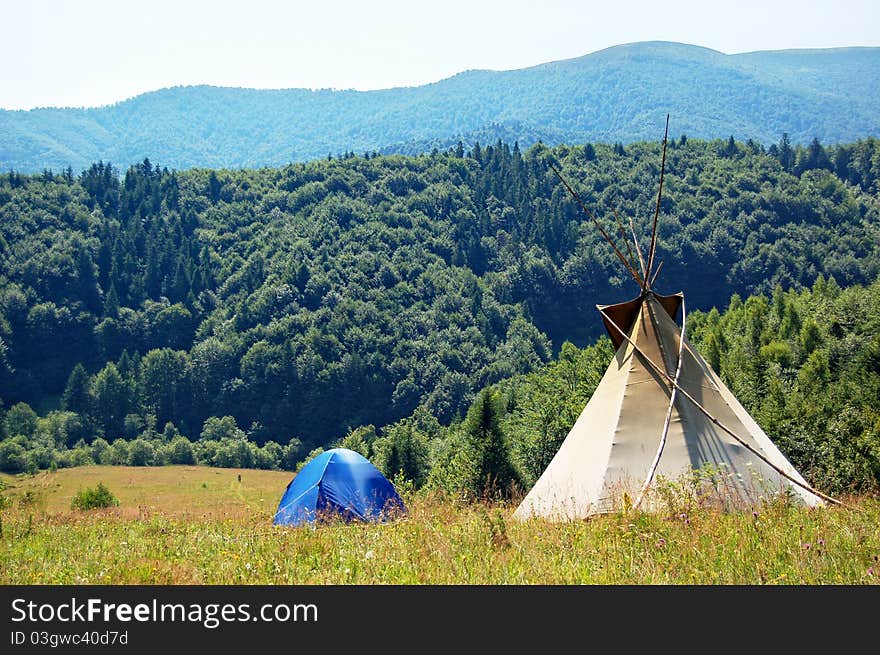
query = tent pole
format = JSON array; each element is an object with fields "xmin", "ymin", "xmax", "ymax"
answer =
[
  {"xmin": 597, "ymin": 303, "xmax": 848, "ymax": 509},
  {"xmin": 627, "ymin": 214, "xmax": 649, "ymax": 286},
  {"xmin": 649, "ymin": 261, "xmax": 664, "ymax": 288},
  {"xmin": 645, "ymin": 114, "xmax": 670, "ymax": 283},
  {"xmin": 549, "ymin": 164, "xmax": 645, "ymax": 288},
  {"xmin": 613, "ymin": 206, "xmax": 643, "ymax": 282}
]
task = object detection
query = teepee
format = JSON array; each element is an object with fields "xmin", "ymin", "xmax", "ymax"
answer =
[{"xmin": 514, "ymin": 118, "xmax": 828, "ymax": 520}]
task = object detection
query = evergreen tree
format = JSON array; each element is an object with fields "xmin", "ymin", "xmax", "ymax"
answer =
[
  {"xmin": 375, "ymin": 421, "xmax": 429, "ymax": 487},
  {"xmin": 463, "ymin": 390, "xmax": 520, "ymax": 499},
  {"xmin": 92, "ymin": 363, "xmax": 133, "ymax": 439},
  {"xmin": 208, "ymin": 171, "xmax": 221, "ymax": 202},
  {"xmin": 777, "ymin": 133, "xmax": 795, "ymax": 172},
  {"xmin": 103, "ymin": 283, "xmax": 120, "ymax": 317},
  {"xmin": 795, "ymin": 137, "xmax": 832, "ymax": 174},
  {"xmin": 724, "ymin": 135, "xmax": 737, "ymax": 157},
  {"xmin": 62, "ymin": 363, "xmax": 92, "ymax": 417}
]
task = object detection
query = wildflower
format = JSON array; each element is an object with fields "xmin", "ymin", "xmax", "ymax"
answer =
[
  {"xmin": 365, "ymin": 549, "xmax": 375, "ymax": 560},
  {"xmin": 752, "ymin": 511, "xmax": 759, "ymax": 519},
  {"xmin": 868, "ymin": 567, "xmax": 874, "ymax": 577},
  {"xmin": 245, "ymin": 562, "xmax": 252, "ymax": 571},
  {"xmin": 802, "ymin": 543, "xmax": 811, "ymax": 550},
  {"xmin": 656, "ymin": 538, "xmax": 666, "ymax": 548},
  {"xmin": 817, "ymin": 538, "xmax": 825, "ymax": 547}
]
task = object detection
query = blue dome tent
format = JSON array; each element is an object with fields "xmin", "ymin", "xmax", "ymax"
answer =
[{"xmin": 273, "ymin": 448, "xmax": 406, "ymax": 526}]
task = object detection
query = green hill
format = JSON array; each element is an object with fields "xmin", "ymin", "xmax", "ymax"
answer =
[
  {"xmin": 1, "ymin": 137, "xmax": 878, "ymax": 452},
  {"xmin": 2, "ymin": 41, "xmax": 879, "ymax": 172}
]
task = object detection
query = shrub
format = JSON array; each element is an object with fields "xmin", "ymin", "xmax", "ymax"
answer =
[
  {"xmin": 127, "ymin": 439, "xmax": 155, "ymax": 466},
  {"xmin": 167, "ymin": 436, "xmax": 195, "ymax": 465},
  {"xmin": 19, "ymin": 490, "xmax": 44, "ymax": 510},
  {"xmin": 0, "ymin": 440, "xmax": 27, "ymax": 473},
  {"xmin": 71, "ymin": 483, "xmax": 119, "ymax": 510},
  {"xmin": 373, "ymin": 421, "xmax": 429, "ymax": 488}
]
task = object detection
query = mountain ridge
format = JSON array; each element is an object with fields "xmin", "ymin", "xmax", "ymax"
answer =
[
  {"xmin": 13, "ymin": 40, "xmax": 876, "ymax": 109},
  {"xmin": 2, "ymin": 41, "xmax": 878, "ymax": 171}
]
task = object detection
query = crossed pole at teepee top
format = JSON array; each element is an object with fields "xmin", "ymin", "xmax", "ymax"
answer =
[{"xmin": 549, "ymin": 113, "xmax": 670, "ymax": 293}]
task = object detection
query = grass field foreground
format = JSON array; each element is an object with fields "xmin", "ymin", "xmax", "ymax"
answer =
[{"xmin": 0, "ymin": 466, "xmax": 878, "ymax": 584}]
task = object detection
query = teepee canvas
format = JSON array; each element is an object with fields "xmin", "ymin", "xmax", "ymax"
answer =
[{"xmin": 514, "ymin": 117, "xmax": 826, "ymax": 520}]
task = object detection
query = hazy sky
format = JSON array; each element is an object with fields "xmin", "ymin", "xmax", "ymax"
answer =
[{"xmin": 3, "ymin": 0, "xmax": 878, "ymax": 110}]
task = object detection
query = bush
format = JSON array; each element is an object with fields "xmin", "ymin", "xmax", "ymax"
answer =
[
  {"xmin": 0, "ymin": 440, "xmax": 27, "ymax": 473},
  {"xmin": 105, "ymin": 439, "xmax": 130, "ymax": 465},
  {"xmin": 167, "ymin": 436, "xmax": 196, "ymax": 465},
  {"xmin": 127, "ymin": 439, "xmax": 155, "ymax": 466},
  {"xmin": 373, "ymin": 421, "xmax": 429, "ymax": 488},
  {"xmin": 71, "ymin": 483, "xmax": 119, "ymax": 510}
]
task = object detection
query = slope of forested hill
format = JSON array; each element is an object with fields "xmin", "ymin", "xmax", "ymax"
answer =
[
  {"xmin": 2, "ymin": 41, "xmax": 879, "ymax": 172},
  {"xmin": 0, "ymin": 137, "xmax": 878, "ymax": 459}
]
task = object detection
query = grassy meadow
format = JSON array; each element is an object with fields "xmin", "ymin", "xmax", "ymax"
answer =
[{"xmin": 0, "ymin": 466, "xmax": 877, "ymax": 584}]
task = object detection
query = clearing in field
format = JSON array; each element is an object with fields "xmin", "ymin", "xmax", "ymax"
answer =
[{"xmin": 0, "ymin": 465, "xmax": 291, "ymax": 517}]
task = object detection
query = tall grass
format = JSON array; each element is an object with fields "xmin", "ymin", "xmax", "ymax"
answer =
[{"xmin": 1, "ymin": 492, "xmax": 877, "ymax": 584}]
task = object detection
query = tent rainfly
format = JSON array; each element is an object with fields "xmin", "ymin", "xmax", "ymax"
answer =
[
  {"xmin": 274, "ymin": 448, "xmax": 405, "ymax": 526},
  {"xmin": 514, "ymin": 117, "xmax": 829, "ymax": 521}
]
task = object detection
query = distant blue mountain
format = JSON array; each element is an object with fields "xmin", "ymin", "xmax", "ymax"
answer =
[{"xmin": 2, "ymin": 41, "xmax": 878, "ymax": 172}]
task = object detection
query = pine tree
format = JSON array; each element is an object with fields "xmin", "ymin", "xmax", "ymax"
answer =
[
  {"xmin": 294, "ymin": 261, "xmax": 310, "ymax": 292},
  {"xmin": 208, "ymin": 171, "xmax": 221, "ymax": 202},
  {"xmin": 463, "ymin": 390, "xmax": 520, "ymax": 499},
  {"xmin": 724, "ymin": 135, "xmax": 737, "ymax": 157},
  {"xmin": 171, "ymin": 257, "xmax": 190, "ymax": 302},
  {"xmin": 62, "ymin": 363, "xmax": 92, "ymax": 418},
  {"xmin": 103, "ymin": 283, "xmax": 120, "ymax": 317},
  {"xmin": 778, "ymin": 133, "xmax": 794, "ymax": 172},
  {"xmin": 583, "ymin": 142, "xmax": 596, "ymax": 161}
]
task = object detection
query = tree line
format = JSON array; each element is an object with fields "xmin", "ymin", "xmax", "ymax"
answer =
[
  {"xmin": 2, "ymin": 278, "xmax": 877, "ymax": 498},
  {"xmin": 0, "ymin": 136, "xmax": 878, "ymax": 487}
]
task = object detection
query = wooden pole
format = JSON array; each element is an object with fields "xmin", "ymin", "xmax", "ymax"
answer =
[
  {"xmin": 649, "ymin": 260, "xmax": 664, "ymax": 288},
  {"xmin": 628, "ymin": 215, "xmax": 648, "ymax": 288},
  {"xmin": 549, "ymin": 164, "xmax": 645, "ymax": 287},
  {"xmin": 613, "ymin": 206, "xmax": 642, "ymax": 282},
  {"xmin": 645, "ymin": 114, "xmax": 670, "ymax": 285}
]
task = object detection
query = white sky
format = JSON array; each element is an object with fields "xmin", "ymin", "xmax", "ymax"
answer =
[{"xmin": 2, "ymin": 0, "xmax": 878, "ymax": 109}]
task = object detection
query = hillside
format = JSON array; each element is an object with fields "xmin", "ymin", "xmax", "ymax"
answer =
[
  {"xmin": 2, "ymin": 41, "xmax": 879, "ymax": 172},
  {"xmin": 1, "ymin": 137, "xmax": 878, "ymax": 457}
]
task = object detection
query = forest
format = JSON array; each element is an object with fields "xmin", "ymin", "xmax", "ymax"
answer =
[{"xmin": 0, "ymin": 134, "xmax": 878, "ymax": 494}]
